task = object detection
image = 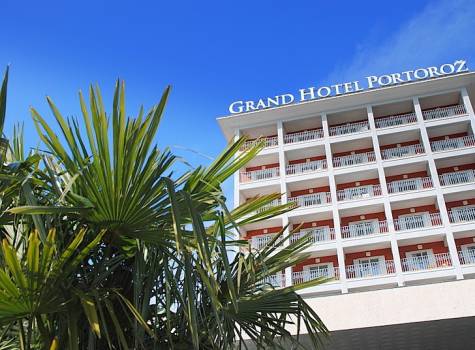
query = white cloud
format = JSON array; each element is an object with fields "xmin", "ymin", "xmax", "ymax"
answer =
[{"xmin": 328, "ymin": 0, "xmax": 475, "ymax": 82}]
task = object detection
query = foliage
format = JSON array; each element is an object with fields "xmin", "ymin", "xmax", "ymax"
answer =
[{"xmin": 0, "ymin": 68, "xmax": 329, "ymax": 349}]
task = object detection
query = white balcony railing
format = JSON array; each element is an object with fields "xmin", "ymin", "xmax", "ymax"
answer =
[
  {"xmin": 240, "ymin": 136, "xmax": 278, "ymax": 151},
  {"xmin": 250, "ymin": 233, "xmax": 281, "ymax": 250},
  {"xmin": 286, "ymin": 159, "xmax": 327, "ymax": 175},
  {"xmin": 375, "ymin": 112, "xmax": 417, "ymax": 129},
  {"xmin": 449, "ymin": 207, "xmax": 475, "ymax": 223},
  {"xmin": 431, "ymin": 135, "xmax": 475, "ymax": 152},
  {"xmin": 394, "ymin": 213, "xmax": 442, "ymax": 231},
  {"xmin": 329, "ymin": 121, "xmax": 370, "ymax": 137},
  {"xmin": 292, "ymin": 267, "xmax": 339, "ymax": 284},
  {"xmin": 387, "ymin": 177, "xmax": 433, "ymax": 194},
  {"xmin": 284, "ymin": 129, "xmax": 324, "ymax": 144},
  {"xmin": 255, "ymin": 199, "xmax": 281, "ymax": 214},
  {"xmin": 337, "ymin": 184, "xmax": 382, "ymax": 201},
  {"xmin": 290, "ymin": 227, "xmax": 335, "ymax": 244},
  {"xmin": 240, "ymin": 167, "xmax": 279, "ymax": 183},
  {"xmin": 346, "ymin": 260, "xmax": 395, "ymax": 279},
  {"xmin": 381, "ymin": 144, "xmax": 425, "ymax": 160},
  {"xmin": 262, "ymin": 273, "xmax": 286, "ymax": 288},
  {"xmin": 341, "ymin": 220, "xmax": 388, "ymax": 239},
  {"xmin": 422, "ymin": 104, "xmax": 467, "ymax": 121},
  {"xmin": 332, "ymin": 151, "xmax": 376, "ymax": 168},
  {"xmin": 439, "ymin": 169, "xmax": 475, "ymax": 186},
  {"xmin": 288, "ymin": 192, "xmax": 332, "ymax": 208},
  {"xmin": 401, "ymin": 253, "xmax": 452, "ymax": 272},
  {"xmin": 458, "ymin": 250, "xmax": 475, "ymax": 265}
]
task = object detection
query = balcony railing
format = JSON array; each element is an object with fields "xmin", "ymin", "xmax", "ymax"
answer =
[
  {"xmin": 240, "ymin": 167, "xmax": 279, "ymax": 183},
  {"xmin": 375, "ymin": 112, "xmax": 417, "ymax": 129},
  {"xmin": 329, "ymin": 121, "xmax": 370, "ymax": 137},
  {"xmin": 255, "ymin": 199, "xmax": 281, "ymax": 214},
  {"xmin": 401, "ymin": 253, "xmax": 452, "ymax": 272},
  {"xmin": 341, "ymin": 220, "xmax": 388, "ymax": 239},
  {"xmin": 449, "ymin": 207, "xmax": 475, "ymax": 223},
  {"xmin": 346, "ymin": 260, "xmax": 395, "ymax": 279},
  {"xmin": 290, "ymin": 226, "xmax": 335, "ymax": 244},
  {"xmin": 337, "ymin": 184, "xmax": 382, "ymax": 201},
  {"xmin": 288, "ymin": 192, "xmax": 332, "ymax": 208},
  {"xmin": 458, "ymin": 250, "xmax": 475, "ymax": 265},
  {"xmin": 286, "ymin": 159, "xmax": 327, "ymax": 175},
  {"xmin": 394, "ymin": 212, "xmax": 442, "ymax": 231},
  {"xmin": 240, "ymin": 136, "xmax": 278, "ymax": 151},
  {"xmin": 439, "ymin": 169, "xmax": 475, "ymax": 186},
  {"xmin": 381, "ymin": 144, "xmax": 425, "ymax": 160},
  {"xmin": 333, "ymin": 151, "xmax": 376, "ymax": 168},
  {"xmin": 292, "ymin": 267, "xmax": 339, "ymax": 284},
  {"xmin": 262, "ymin": 273, "xmax": 286, "ymax": 288},
  {"xmin": 431, "ymin": 135, "xmax": 475, "ymax": 152},
  {"xmin": 422, "ymin": 104, "xmax": 467, "ymax": 121},
  {"xmin": 284, "ymin": 129, "xmax": 324, "ymax": 144},
  {"xmin": 250, "ymin": 233, "xmax": 279, "ymax": 250},
  {"xmin": 387, "ymin": 177, "xmax": 433, "ymax": 194}
]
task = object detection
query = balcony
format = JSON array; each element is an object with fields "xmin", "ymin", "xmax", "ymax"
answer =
[
  {"xmin": 341, "ymin": 220, "xmax": 388, "ymax": 239},
  {"xmin": 255, "ymin": 199, "xmax": 281, "ymax": 214},
  {"xmin": 286, "ymin": 159, "xmax": 327, "ymax": 175},
  {"xmin": 422, "ymin": 104, "xmax": 467, "ymax": 121},
  {"xmin": 449, "ymin": 206, "xmax": 475, "ymax": 223},
  {"xmin": 401, "ymin": 253, "xmax": 452, "ymax": 272},
  {"xmin": 381, "ymin": 144, "xmax": 425, "ymax": 160},
  {"xmin": 439, "ymin": 169, "xmax": 475, "ymax": 186},
  {"xmin": 290, "ymin": 226, "xmax": 335, "ymax": 244},
  {"xmin": 288, "ymin": 192, "xmax": 332, "ymax": 208},
  {"xmin": 458, "ymin": 250, "xmax": 475, "ymax": 265},
  {"xmin": 262, "ymin": 273, "xmax": 286, "ymax": 288},
  {"xmin": 333, "ymin": 151, "xmax": 376, "ymax": 168},
  {"xmin": 329, "ymin": 121, "xmax": 369, "ymax": 137},
  {"xmin": 346, "ymin": 260, "xmax": 395, "ymax": 279},
  {"xmin": 292, "ymin": 267, "xmax": 339, "ymax": 284},
  {"xmin": 250, "ymin": 233, "xmax": 280, "ymax": 250},
  {"xmin": 431, "ymin": 135, "xmax": 475, "ymax": 152},
  {"xmin": 387, "ymin": 177, "xmax": 433, "ymax": 194},
  {"xmin": 394, "ymin": 212, "xmax": 442, "ymax": 231},
  {"xmin": 337, "ymin": 184, "xmax": 382, "ymax": 202},
  {"xmin": 240, "ymin": 136, "xmax": 278, "ymax": 151},
  {"xmin": 240, "ymin": 167, "xmax": 279, "ymax": 183},
  {"xmin": 284, "ymin": 129, "xmax": 324, "ymax": 144},
  {"xmin": 375, "ymin": 112, "xmax": 417, "ymax": 129}
]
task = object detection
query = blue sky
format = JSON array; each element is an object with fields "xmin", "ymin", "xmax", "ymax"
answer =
[{"xmin": 2, "ymin": 0, "xmax": 475, "ymax": 202}]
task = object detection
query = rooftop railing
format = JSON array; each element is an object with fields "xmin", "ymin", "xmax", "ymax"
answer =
[
  {"xmin": 431, "ymin": 135, "xmax": 475, "ymax": 152},
  {"xmin": 346, "ymin": 260, "xmax": 395, "ymax": 279},
  {"xmin": 240, "ymin": 167, "xmax": 279, "ymax": 183},
  {"xmin": 341, "ymin": 220, "xmax": 388, "ymax": 239},
  {"xmin": 387, "ymin": 177, "xmax": 433, "ymax": 194},
  {"xmin": 333, "ymin": 151, "xmax": 376, "ymax": 168},
  {"xmin": 394, "ymin": 212, "xmax": 442, "ymax": 231},
  {"xmin": 381, "ymin": 144, "xmax": 425, "ymax": 160},
  {"xmin": 286, "ymin": 159, "xmax": 327, "ymax": 175},
  {"xmin": 337, "ymin": 184, "xmax": 382, "ymax": 202},
  {"xmin": 284, "ymin": 129, "xmax": 324, "ymax": 144},
  {"xmin": 240, "ymin": 136, "xmax": 278, "ymax": 151},
  {"xmin": 288, "ymin": 192, "xmax": 332, "ymax": 208},
  {"xmin": 375, "ymin": 112, "xmax": 417, "ymax": 129},
  {"xmin": 292, "ymin": 267, "xmax": 339, "ymax": 285},
  {"xmin": 290, "ymin": 226, "xmax": 335, "ymax": 244},
  {"xmin": 439, "ymin": 169, "xmax": 475, "ymax": 186},
  {"xmin": 401, "ymin": 253, "xmax": 451, "ymax": 272},
  {"xmin": 422, "ymin": 104, "xmax": 467, "ymax": 121},
  {"xmin": 329, "ymin": 121, "xmax": 370, "ymax": 137}
]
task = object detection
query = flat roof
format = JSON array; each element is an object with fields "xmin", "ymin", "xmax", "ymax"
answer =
[{"xmin": 217, "ymin": 71, "xmax": 475, "ymax": 141}]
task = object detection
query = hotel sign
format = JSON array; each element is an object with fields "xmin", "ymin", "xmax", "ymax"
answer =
[{"xmin": 228, "ymin": 60, "xmax": 469, "ymax": 114}]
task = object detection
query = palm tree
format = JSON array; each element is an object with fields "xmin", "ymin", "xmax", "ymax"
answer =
[{"xmin": 1, "ymin": 72, "xmax": 329, "ymax": 349}]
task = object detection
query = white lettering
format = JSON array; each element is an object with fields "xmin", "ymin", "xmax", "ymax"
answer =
[
  {"xmin": 229, "ymin": 101, "xmax": 244, "ymax": 114},
  {"xmin": 427, "ymin": 66, "xmax": 441, "ymax": 78},
  {"xmin": 455, "ymin": 60, "xmax": 468, "ymax": 73},
  {"xmin": 245, "ymin": 101, "xmax": 257, "ymax": 112},
  {"xmin": 440, "ymin": 63, "xmax": 455, "ymax": 74},
  {"xmin": 281, "ymin": 94, "xmax": 295, "ymax": 105},
  {"xmin": 299, "ymin": 87, "xmax": 316, "ymax": 101},
  {"xmin": 366, "ymin": 76, "xmax": 378, "ymax": 88},
  {"xmin": 343, "ymin": 82, "xmax": 354, "ymax": 93},
  {"xmin": 378, "ymin": 75, "xmax": 392, "ymax": 86},
  {"xmin": 354, "ymin": 81, "xmax": 363, "ymax": 91},
  {"xmin": 317, "ymin": 86, "xmax": 331, "ymax": 98},
  {"xmin": 414, "ymin": 68, "xmax": 429, "ymax": 79},
  {"xmin": 332, "ymin": 83, "xmax": 343, "ymax": 95},
  {"xmin": 390, "ymin": 73, "xmax": 404, "ymax": 84}
]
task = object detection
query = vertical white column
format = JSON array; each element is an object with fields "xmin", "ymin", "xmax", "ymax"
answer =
[
  {"xmin": 277, "ymin": 121, "xmax": 292, "ymax": 287},
  {"xmin": 367, "ymin": 106, "xmax": 404, "ymax": 286},
  {"xmin": 322, "ymin": 113, "xmax": 348, "ymax": 293},
  {"xmin": 461, "ymin": 88, "xmax": 475, "ymax": 133},
  {"xmin": 413, "ymin": 97, "xmax": 463, "ymax": 279}
]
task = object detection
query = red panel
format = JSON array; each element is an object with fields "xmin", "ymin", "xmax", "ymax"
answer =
[
  {"xmin": 429, "ymin": 132, "xmax": 468, "ymax": 142},
  {"xmin": 445, "ymin": 199, "xmax": 475, "ymax": 210},
  {"xmin": 291, "ymin": 219, "xmax": 334, "ymax": 230},
  {"xmin": 330, "ymin": 119, "xmax": 368, "ymax": 127},
  {"xmin": 245, "ymin": 163, "xmax": 279, "ymax": 172},
  {"xmin": 398, "ymin": 241, "xmax": 448, "ymax": 257},
  {"xmin": 380, "ymin": 140, "xmax": 420, "ymax": 150},
  {"xmin": 340, "ymin": 212, "xmax": 386, "ymax": 227},
  {"xmin": 455, "ymin": 237, "xmax": 475, "ymax": 250},
  {"xmin": 437, "ymin": 163, "xmax": 475, "ymax": 175},
  {"xmin": 386, "ymin": 170, "xmax": 429, "ymax": 182},
  {"xmin": 392, "ymin": 204, "xmax": 438, "ymax": 218},
  {"xmin": 336, "ymin": 178, "xmax": 380, "ymax": 190},
  {"xmin": 333, "ymin": 147, "xmax": 374, "ymax": 158},
  {"xmin": 421, "ymin": 103, "xmax": 460, "ymax": 111},
  {"xmin": 345, "ymin": 248, "xmax": 393, "ymax": 265},
  {"xmin": 288, "ymin": 155, "xmax": 326, "ymax": 165},
  {"xmin": 244, "ymin": 226, "xmax": 282, "ymax": 239},
  {"xmin": 287, "ymin": 127, "xmax": 323, "ymax": 135},
  {"xmin": 290, "ymin": 186, "xmax": 331, "ymax": 197},
  {"xmin": 293, "ymin": 255, "xmax": 339, "ymax": 272}
]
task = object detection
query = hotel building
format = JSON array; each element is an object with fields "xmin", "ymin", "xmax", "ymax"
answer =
[{"xmin": 217, "ymin": 71, "xmax": 475, "ymax": 348}]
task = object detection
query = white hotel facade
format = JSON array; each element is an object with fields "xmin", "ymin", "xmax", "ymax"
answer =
[{"xmin": 218, "ymin": 71, "xmax": 475, "ymax": 348}]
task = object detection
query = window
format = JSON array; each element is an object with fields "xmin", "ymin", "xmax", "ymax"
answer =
[{"xmin": 406, "ymin": 249, "xmax": 434, "ymax": 270}]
